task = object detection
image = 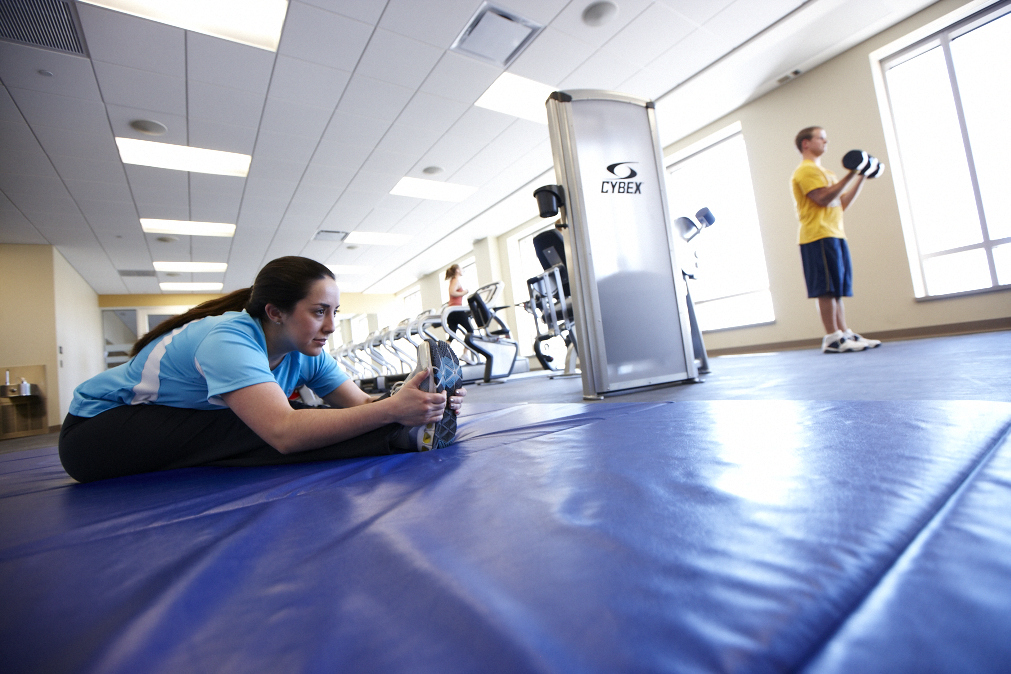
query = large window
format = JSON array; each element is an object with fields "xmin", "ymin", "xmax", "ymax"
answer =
[
  {"xmin": 880, "ymin": 2, "xmax": 1011, "ymax": 296},
  {"xmin": 665, "ymin": 123, "xmax": 775, "ymax": 331}
]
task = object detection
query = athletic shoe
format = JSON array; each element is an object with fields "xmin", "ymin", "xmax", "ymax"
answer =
[
  {"xmin": 843, "ymin": 329, "xmax": 881, "ymax": 349},
  {"xmin": 822, "ymin": 329, "xmax": 865, "ymax": 353},
  {"xmin": 402, "ymin": 339, "xmax": 461, "ymax": 451}
]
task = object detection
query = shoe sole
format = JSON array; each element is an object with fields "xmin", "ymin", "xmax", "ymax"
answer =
[{"xmin": 419, "ymin": 339, "xmax": 461, "ymax": 451}]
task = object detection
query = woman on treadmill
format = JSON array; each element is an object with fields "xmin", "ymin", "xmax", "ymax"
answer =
[{"xmin": 59, "ymin": 256, "xmax": 465, "ymax": 483}]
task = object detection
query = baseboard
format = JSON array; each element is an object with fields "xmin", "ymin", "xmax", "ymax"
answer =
[
  {"xmin": 707, "ymin": 317, "xmax": 1011, "ymax": 357},
  {"xmin": 49, "ymin": 424, "xmax": 62, "ymax": 434}
]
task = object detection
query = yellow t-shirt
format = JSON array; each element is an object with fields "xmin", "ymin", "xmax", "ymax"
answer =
[{"xmin": 791, "ymin": 160, "xmax": 845, "ymax": 244}]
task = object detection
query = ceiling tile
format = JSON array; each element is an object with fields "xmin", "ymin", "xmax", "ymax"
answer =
[
  {"xmin": 247, "ymin": 156, "xmax": 307, "ymax": 184},
  {"xmin": 267, "ymin": 56, "xmax": 351, "ymax": 109},
  {"xmin": 379, "ymin": 0, "xmax": 476, "ymax": 48},
  {"xmin": 310, "ymin": 140, "xmax": 372, "ymax": 174},
  {"xmin": 297, "ymin": 0, "xmax": 386, "ymax": 25},
  {"xmin": 645, "ymin": 27, "xmax": 733, "ymax": 92},
  {"xmin": 0, "ymin": 42, "xmax": 102, "ymax": 101},
  {"xmin": 317, "ymin": 111, "xmax": 392, "ymax": 153},
  {"xmin": 253, "ymin": 130, "xmax": 320, "ymax": 165},
  {"xmin": 418, "ymin": 51, "xmax": 502, "ymax": 105},
  {"xmin": 189, "ymin": 235, "xmax": 233, "ymax": 263},
  {"xmin": 64, "ymin": 178, "xmax": 133, "ymax": 203},
  {"xmin": 0, "ymin": 121, "xmax": 58, "ymax": 178},
  {"xmin": 508, "ymin": 26, "xmax": 595, "ymax": 86},
  {"xmin": 0, "ymin": 173, "xmax": 75, "ymax": 207},
  {"xmin": 360, "ymin": 149, "xmax": 417, "ymax": 176},
  {"xmin": 374, "ymin": 92, "xmax": 469, "ymax": 155},
  {"xmin": 490, "ymin": 0, "xmax": 570, "ymax": 26},
  {"xmin": 77, "ymin": 3, "xmax": 185, "ymax": 77},
  {"xmin": 704, "ymin": 0, "xmax": 805, "ymax": 46},
  {"xmin": 560, "ymin": 45, "xmax": 642, "ymax": 91},
  {"xmin": 604, "ymin": 2, "xmax": 696, "ymax": 68},
  {"xmin": 187, "ymin": 119, "xmax": 258, "ymax": 154},
  {"xmin": 355, "ymin": 29, "xmax": 444, "ymax": 89},
  {"xmin": 124, "ymin": 164, "xmax": 189, "ymax": 208},
  {"xmin": 187, "ymin": 81, "xmax": 265, "ymax": 128},
  {"xmin": 658, "ymin": 0, "xmax": 736, "ymax": 25},
  {"xmin": 336, "ymin": 75, "xmax": 414, "ymax": 121},
  {"xmin": 259, "ymin": 97, "xmax": 332, "ymax": 139},
  {"xmin": 93, "ymin": 61, "xmax": 186, "ymax": 115},
  {"xmin": 47, "ymin": 155, "xmax": 127, "ymax": 183},
  {"xmin": 299, "ymin": 162, "xmax": 356, "ymax": 191},
  {"xmin": 78, "ymin": 200, "xmax": 139, "ymax": 230},
  {"xmin": 7, "ymin": 87, "xmax": 109, "ymax": 131},
  {"xmin": 279, "ymin": 3, "xmax": 373, "ymax": 71},
  {"xmin": 0, "ymin": 86, "xmax": 23, "ymax": 122},
  {"xmin": 186, "ymin": 32, "xmax": 276, "ymax": 94},
  {"xmin": 412, "ymin": 107, "xmax": 515, "ymax": 177},
  {"xmin": 0, "ymin": 192, "xmax": 46, "ymax": 244}
]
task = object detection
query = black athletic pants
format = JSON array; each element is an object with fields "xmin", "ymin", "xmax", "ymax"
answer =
[{"xmin": 58, "ymin": 402, "xmax": 405, "ymax": 483}]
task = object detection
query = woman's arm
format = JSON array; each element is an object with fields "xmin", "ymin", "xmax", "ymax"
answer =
[{"xmin": 221, "ymin": 369, "xmax": 445, "ymax": 454}]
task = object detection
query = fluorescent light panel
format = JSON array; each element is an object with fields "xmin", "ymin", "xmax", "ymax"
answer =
[
  {"xmin": 79, "ymin": 0, "xmax": 288, "ymax": 51},
  {"xmin": 117, "ymin": 138, "xmax": 250, "ymax": 177},
  {"xmin": 160, "ymin": 282, "xmax": 223, "ymax": 291},
  {"xmin": 153, "ymin": 261, "xmax": 228, "ymax": 273},
  {"xmin": 141, "ymin": 219, "xmax": 236, "ymax": 237},
  {"xmin": 474, "ymin": 72, "xmax": 554, "ymax": 124},
  {"xmin": 389, "ymin": 177, "xmax": 477, "ymax": 202},
  {"xmin": 345, "ymin": 231, "xmax": 412, "ymax": 246}
]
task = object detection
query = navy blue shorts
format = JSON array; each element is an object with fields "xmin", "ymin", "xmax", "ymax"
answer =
[{"xmin": 800, "ymin": 237, "xmax": 852, "ymax": 298}]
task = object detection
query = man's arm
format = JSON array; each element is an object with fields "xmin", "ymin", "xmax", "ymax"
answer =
[
  {"xmin": 806, "ymin": 169, "xmax": 861, "ymax": 207},
  {"xmin": 839, "ymin": 173, "xmax": 866, "ymax": 211}
]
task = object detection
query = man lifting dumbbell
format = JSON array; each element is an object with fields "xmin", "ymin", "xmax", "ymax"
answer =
[{"xmin": 791, "ymin": 126, "xmax": 882, "ymax": 353}]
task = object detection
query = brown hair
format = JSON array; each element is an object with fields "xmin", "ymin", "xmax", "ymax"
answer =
[
  {"xmin": 795, "ymin": 126, "xmax": 822, "ymax": 153},
  {"xmin": 445, "ymin": 264, "xmax": 461, "ymax": 281},
  {"xmin": 131, "ymin": 256, "xmax": 335, "ymax": 356}
]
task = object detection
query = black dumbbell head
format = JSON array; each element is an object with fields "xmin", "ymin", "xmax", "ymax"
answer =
[
  {"xmin": 865, "ymin": 161, "xmax": 885, "ymax": 179},
  {"xmin": 842, "ymin": 149, "xmax": 869, "ymax": 172}
]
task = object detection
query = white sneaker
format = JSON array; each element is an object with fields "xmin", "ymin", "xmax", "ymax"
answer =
[
  {"xmin": 843, "ymin": 329, "xmax": 881, "ymax": 349},
  {"xmin": 822, "ymin": 330, "xmax": 865, "ymax": 353}
]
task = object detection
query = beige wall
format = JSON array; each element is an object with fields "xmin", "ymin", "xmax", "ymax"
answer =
[
  {"xmin": 664, "ymin": 0, "xmax": 1011, "ymax": 350},
  {"xmin": 53, "ymin": 249, "xmax": 104, "ymax": 421},
  {"xmin": 1, "ymin": 245, "xmax": 63, "ymax": 427}
]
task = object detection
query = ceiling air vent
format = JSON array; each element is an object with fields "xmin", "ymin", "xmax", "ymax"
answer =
[
  {"xmin": 0, "ymin": 0, "xmax": 86, "ymax": 55},
  {"xmin": 118, "ymin": 269, "xmax": 157, "ymax": 277},
  {"xmin": 314, "ymin": 230, "xmax": 349, "ymax": 242},
  {"xmin": 451, "ymin": 2, "xmax": 542, "ymax": 67}
]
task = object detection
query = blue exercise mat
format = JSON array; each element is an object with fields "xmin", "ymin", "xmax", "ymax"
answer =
[{"xmin": 2, "ymin": 401, "xmax": 1010, "ymax": 673}]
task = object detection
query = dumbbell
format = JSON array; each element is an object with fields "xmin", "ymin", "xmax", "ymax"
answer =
[{"xmin": 842, "ymin": 150, "xmax": 886, "ymax": 178}]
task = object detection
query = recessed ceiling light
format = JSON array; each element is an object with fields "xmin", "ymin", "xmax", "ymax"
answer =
[
  {"xmin": 474, "ymin": 72, "xmax": 554, "ymax": 124},
  {"xmin": 451, "ymin": 3, "xmax": 542, "ymax": 67},
  {"xmin": 160, "ymin": 282, "xmax": 224, "ymax": 292},
  {"xmin": 582, "ymin": 1, "xmax": 619, "ymax": 27},
  {"xmin": 156, "ymin": 235, "xmax": 180, "ymax": 243},
  {"xmin": 141, "ymin": 219, "xmax": 236, "ymax": 237},
  {"xmin": 422, "ymin": 166, "xmax": 444, "ymax": 175},
  {"xmin": 390, "ymin": 177, "xmax": 477, "ymax": 202},
  {"xmin": 344, "ymin": 232, "xmax": 412, "ymax": 246},
  {"xmin": 327, "ymin": 265, "xmax": 368, "ymax": 275},
  {"xmin": 153, "ymin": 261, "xmax": 228, "ymax": 273},
  {"xmin": 116, "ymin": 138, "xmax": 250, "ymax": 176},
  {"xmin": 78, "ymin": 0, "xmax": 288, "ymax": 51},
  {"xmin": 130, "ymin": 119, "xmax": 167, "ymax": 135},
  {"xmin": 37, "ymin": 69, "xmax": 54, "ymax": 77}
]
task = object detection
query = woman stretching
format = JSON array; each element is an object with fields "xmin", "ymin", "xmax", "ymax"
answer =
[{"xmin": 59, "ymin": 256, "xmax": 465, "ymax": 483}]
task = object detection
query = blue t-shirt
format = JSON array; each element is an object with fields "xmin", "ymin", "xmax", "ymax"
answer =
[{"xmin": 70, "ymin": 311, "xmax": 348, "ymax": 418}]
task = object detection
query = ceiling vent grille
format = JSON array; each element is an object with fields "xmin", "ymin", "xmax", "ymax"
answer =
[
  {"xmin": 451, "ymin": 2, "xmax": 542, "ymax": 67},
  {"xmin": 0, "ymin": 0, "xmax": 86, "ymax": 55},
  {"xmin": 118, "ymin": 269, "xmax": 156, "ymax": 277}
]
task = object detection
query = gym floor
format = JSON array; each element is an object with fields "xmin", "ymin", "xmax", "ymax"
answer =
[
  {"xmin": 1, "ymin": 330, "xmax": 1007, "ymax": 458},
  {"xmin": 463, "ymin": 330, "xmax": 1011, "ymax": 404}
]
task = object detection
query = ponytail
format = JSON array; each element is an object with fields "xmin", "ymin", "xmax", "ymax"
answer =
[
  {"xmin": 130, "ymin": 256, "xmax": 335, "ymax": 357},
  {"xmin": 130, "ymin": 288, "xmax": 251, "ymax": 356}
]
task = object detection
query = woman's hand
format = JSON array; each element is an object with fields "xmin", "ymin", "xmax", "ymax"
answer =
[
  {"xmin": 387, "ymin": 369, "xmax": 448, "ymax": 427},
  {"xmin": 448, "ymin": 387, "xmax": 466, "ymax": 415}
]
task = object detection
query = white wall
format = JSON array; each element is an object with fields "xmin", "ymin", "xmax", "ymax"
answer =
[{"xmin": 52, "ymin": 249, "xmax": 104, "ymax": 421}]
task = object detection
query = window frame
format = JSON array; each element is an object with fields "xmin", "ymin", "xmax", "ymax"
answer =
[{"xmin": 871, "ymin": 0, "xmax": 1011, "ymax": 299}]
